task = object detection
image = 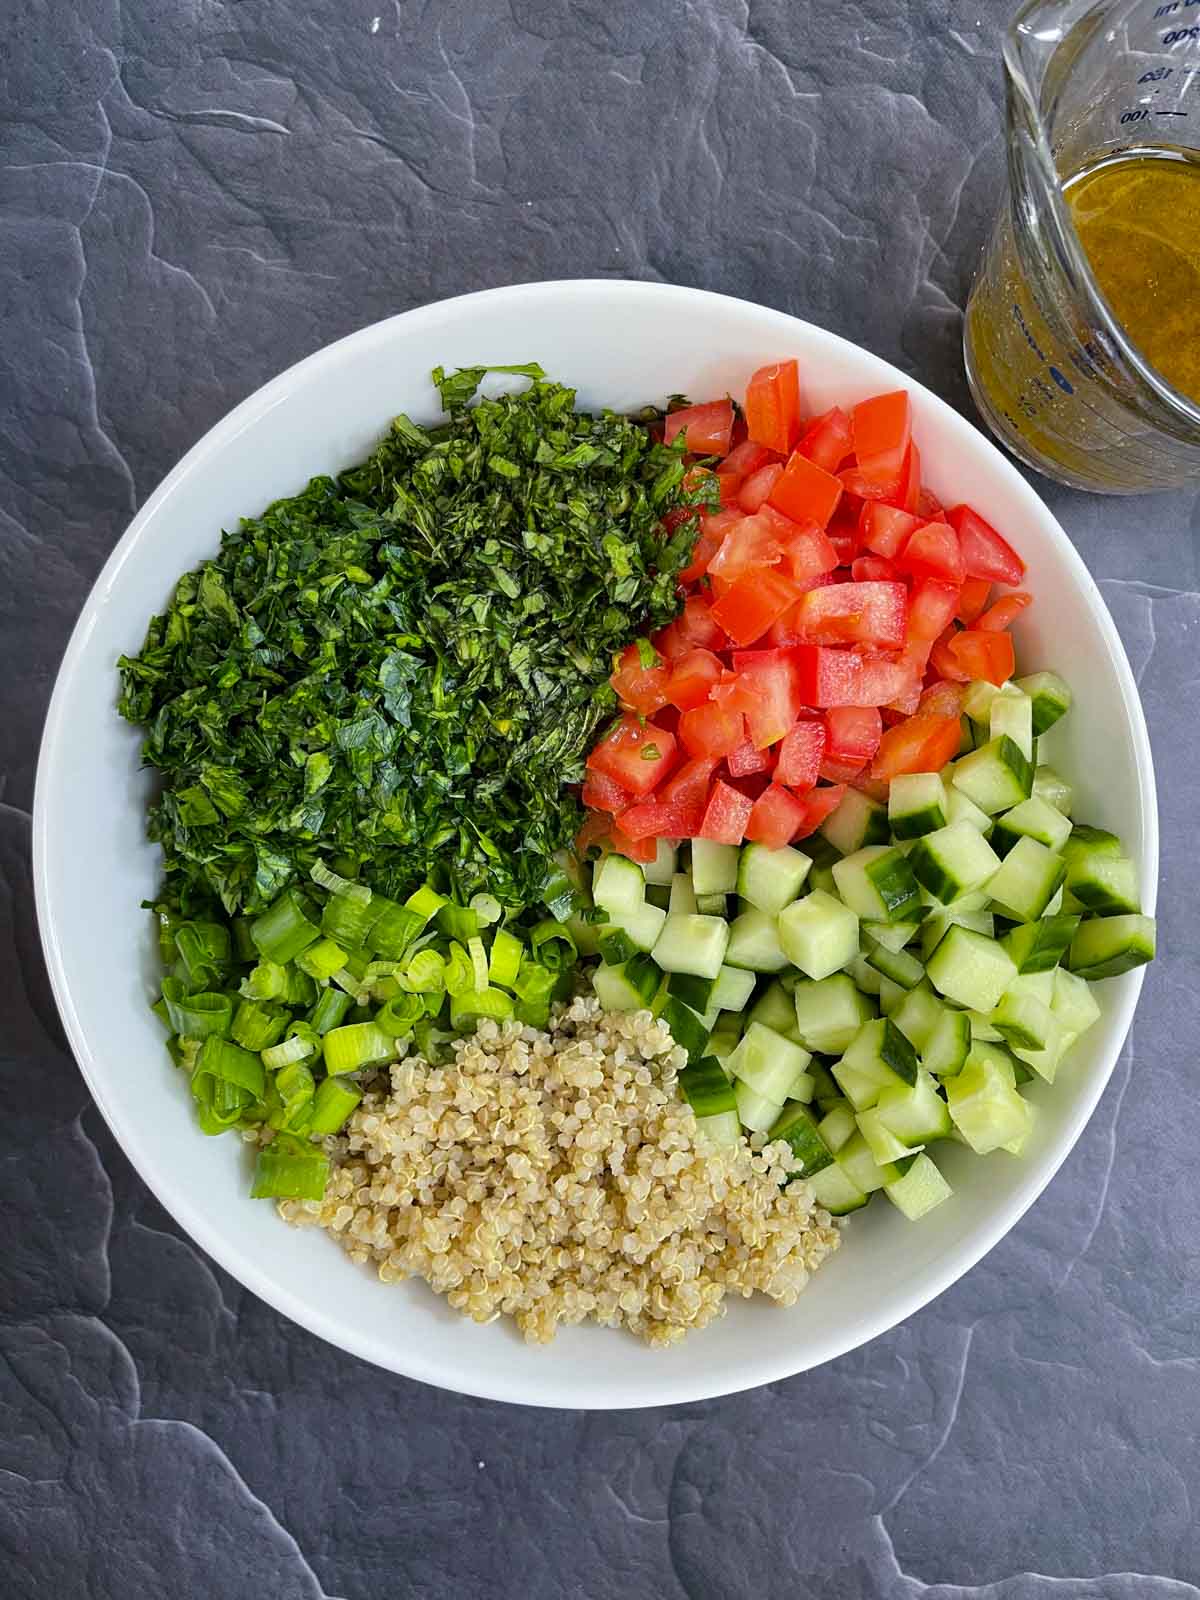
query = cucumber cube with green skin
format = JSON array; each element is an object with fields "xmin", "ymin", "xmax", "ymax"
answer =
[
  {"xmin": 667, "ymin": 970, "xmax": 716, "ymax": 1014},
  {"xmin": 884, "ymin": 1153, "xmax": 953, "ymax": 1220},
  {"xmin": 678, "ymin": 1056, "xmax": 737, "ymax": 1119},
  {"xmin": 926, "ymin": 924, "xmax": 1018, "ymax": 1012},
  {"xmin": 1001, "ymin": 914, "xmax": 1081, "ymax": 974},
  {"xmin": 889, "ymin": 982, "xmax": 946, "ymax": 1053},
  {"xmin": 693, "ymin": 1109, "xmax": 743, "ymax": 1149},
  {"xmin": 888, "ymin": 772, "xmax": 948, "ymax": 839},
  {"xmin": 651, "ymin": 912, "xmax": 730, "ymax": 979},
  {"xmin": 961, "ymin": 678, "xmax": 1007, "ymax": 722},
  {"xmin": 734, "ymin": 1078, "xmax": 786, "ymax": 1134},
  {"xmin": 778, "ymin": 890, "xmax": 859, "ymax": 980},
  {"xmin": 863, "ymin": 918, "xmax": 921, "ymax": 954},
  {"xmin": 592, "ymin": 853, "xmax": 646, "ymax": 915},
  {"xmin": 989, "ymin": 687, "xmax": 1034, "ymax": 761},
  {"xmin": 1060, "ymin": 824, "xmax": 1122, "ymax": 866},
  {"xmin": 792, "ymin": 973, "xmax": 877, "ymax": 1054},
  {"xmin": 707, "ymin": 1021, "xmax": 743, "ymax": 1063},
  {"xmin": 710, "ymin": 964, "xmax": 757, "ymax": 1013},
  {"xmin": 857, "ymin": 1106, "xmax": 917, "ymax": 1165},
  {"xmin": 668, "ymin": 873, "xmax": 698, "ymax": 915},
  {"xmin": 724, "ymin": 908, "xmax": 791, "ymax": 972},
  {"xmin": 992, "ymin": 796, "xmax": 1073, "ymax": 857},
  {"xmin": 951, "ymin": 735, "xmax": 1034, "ymax": 814},
  {"xmin": 820, "ymin": 787, "xmax": 891, "ymax": 856},
  {"xmin": 834, "ymin": 1018, "xmax": 920, "ymax": 1110},
  {"xmin": 907, "ymin": 821, "xmax": 1001, "ymax": 904},
  {"xmin": 990, "ymin": 987, "xmax": 1058, "ymax": 1051},
  {"xmin": 945, "ymin": 1048, "xmax": 1032, "ymax": 1154},
  {"xmin": 769, "ymin": 1101, "xmax": 835, "ymax": 1177},
  {"xmin": 807, "ymin": 1058, "xmax": 840, "ymax": 1100},
  {"xmin": 1065, "ymin": 854, "xmax": 1141, "ymax": 916},
  {"xmin": 591, "ymin": 954, "xmax": 660, "ymax": 1013},
  {"xmin": 920, "ymin": 906, "xmax": 994, "ymax": 962},
  {"xmin": 736, "ymin": 842, "xmax": 813, "ymax": 914},
  {"xmin": 729, "ymin": 1021, "xmax": 813, "ymax": 1102},
  {"xmin": 986, "ymin": 836, "xmax": 1067, "ymax": 923},
  {"xmin": 642, "ymin": 838, "xmax": 678, "ymax": 887},
  {"xmin": 696, "ymin": 893, "xmax": 729, "ymax": 916},
  {"xmin": 1012, "ymin": 1026, "xmax": 1077, "ymax": 1084},
  {"xmin": 835, "ymin": 1131, "xmax": 901, "ymax": 1193},
  {"xmin": 877, "ymin": 976, "xmax": 906, "ymax": 1015},
  {"xmin": 690, "ymin": 838, "xmax": 741, "ymax": 895},
  {"xmin": 832, "ymin": 846, "xmax": 922, "ymax": 924},
  {"xmin": 748, "ymin": 980, "xmax": 803, "ymax": 1042},
  {"xmin": 810, "ymin": 1162, "xmax": 870, "ymax": 1215},
  {"xmin": 967, "ymin": 1009, "xmax": 1003, "ymax": 1041},
  {"xmin": 659, "ymin": 996, "xmax": 711, "ymax": 1063},
  {"xmin": 817, "ymin": 1100, "xmax": 858, "ymax": 1152},
  {"xmin": 645, "ymin": 885, "xmax": 671, "ymax": 912},
  {"xmin": 922, "ymin": 1006, "xmax": 972, "ymax": 1077},
  {"xmin": 865, "ymin": 940, "xmax": 925, "ymax": 990},
  {"xmin": 1014, "ymin": 670, "xmax": 1073, "ymax": 736},
  {"xmin": 944, "ymin": 784, "xmax": 994, "ymax": 835},
  {"xmin": 1052, "ymin": 967, "xmax": 1101, "ymax": 1035},
  {"xmin": 848, "ymin": 950, "xmax": 883, "ymax": 995},
  {"xmin": 1068, "ymin": 913, "xmax": 1156, "ymax": 979},
  {"xmin": 1032, "ymin": 765, "xmax": 1073, "ymax": 816},
  {"xmin": 875, "ymin": 1067, "xmax": 953, "ymax": 1144},
  {"xmin": 599, "ymin": 899, "xmax": 668, "ymax": 959}
]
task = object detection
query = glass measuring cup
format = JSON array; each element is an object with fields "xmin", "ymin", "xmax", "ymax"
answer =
[{"xmin": 964, "ymin": 0, "xmax": 1200, "ymax": 492}]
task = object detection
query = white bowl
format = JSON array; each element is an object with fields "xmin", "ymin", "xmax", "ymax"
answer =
[{"xmin": 34, "ymin": 281, "xmax": 1157, "ymax": 1408}]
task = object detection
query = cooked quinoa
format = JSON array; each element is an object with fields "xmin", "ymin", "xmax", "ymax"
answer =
[{"xmin": 280, "ymin": 996, "xmax": 839, "ymax": 1346}]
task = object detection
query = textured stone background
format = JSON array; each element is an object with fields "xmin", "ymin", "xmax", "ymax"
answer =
[{"xmin": 3, "ymin": 1, "xmax": 1199, "ymax": 1595}]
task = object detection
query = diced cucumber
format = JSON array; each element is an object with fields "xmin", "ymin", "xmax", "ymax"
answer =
[
  {"xmin": 966, "ymin": 1009, "xmax": 1003, "ymax": 1041},
  {"xmin": 725, "ymin": 907, "xmax": 791, "ymax": 972},
  {"xmin": 734, "ymin": 1078, "xmax": 786, "ymax": 1134},
  {"xmin": 642, "ymin": 838, "xmax": 678, "ymax": 887},
  {"xmin": 651, "ymin": 912, "xmax": 730, "ymax": 979},
  {"xmin": 598, "ymin": 899, "xmax": 668, "ymax": 961},
  {"xmin": 857, "ymin": 1106, "xmax": 918, "ymax": 1165},
  {"xmin": 678, "ymin": 1055, "xmax": 737, "ymax": 1118},
  {"xmin": 889, "ymin": 982, "xmax": 946, "ymax": 1053},
  {"xmin": 809, "ymin": 860, "xmax": 839, "ymax": 896},
  {"xmin": 919, "ymin": 906, "xmax": 994, "ymax": 962},
  {"xmin": 944, "ymin": 784, "xmax": 993, "ymax": 835},
  {"xmin": 690, "ymin": 838, "xmax": 740, "ymax": 896},
  {"xmin": 884, "ymin": 1152, "xmax": 952, "ymax": 1219},
  {"xmin": 696, "ymin": 892, "xmax": 729, "ymax": 916},
  {"xmin": 888, "ymin": 772, "xmax": 948, "ymax": 839},
  {"xmin": 848, "ymin": 951, "xmax": 883, "ymax": 995},
  {"xmin": 877, "ymin": 976, "xmax": 907, "ymax": 1015},
  {"xmin": 992, "ymin": 796, "xmax": 1073, "ymax": 857},
  {"xmin": 1006, "ymin": 970, "xmax": 1055, "ymax": 1005},
  {"xmin": 990, "ymin": 986, "xmax": 1059, "ymax": 1051},
  {"xmin": 952, "ymin": 735, "xmax": 1034, "ymax": 814},
  {"xmin": 566, "ymin": 912, "xmax": 602, "ymax": 958},
  {"xmin": 808, "ymin": 1058, "xmax": 840, "ymax": 1099},
  {"xmin": 792, "ymin": 973, "xmax": 876, "ymax": 1054},
  {"xmin": 865, "ymin": 939, "xmax": 925, "ymax": 990},
  {"xmin": 667, "ymin": 970, "xmax": 716, "ymax": 1014},
  {"xmin": 668, "ymin": 873, "xmax": 698, "ymax": 915},
  {"xmin": 659, "ymin": 995, "xmax": 711, "ymax": 1063},
  {"xmin": 926, "ymin": 924, "xmax": 1018, "ymax": 1012},
  {"xmin": 778, "ymin": 890, "xmax": 859, "ymax": 981},
  {"xmin": 969, "ymin": 1039, "xmax": 1018, "ymax": 1085},
  {"xmin": 729, "ymin": 1021, "xmax": 813, "ymax": 1103},
  {"xmin": 817, "ymin": 1100, "xmax": 858, "ymax": 1152},
  {"xmin": 769, "ymin": 1101, "xmax": 835, "ymax": 1177},
  {"xmin": 1012, "ymin": 1029, "xmax": 1076, "ymax": 1085},
  {"xmin": 1065, "ymin": 853, "xmax": 1141, "ymax": 917},
  {"xmin": 1032, "ymin": 765, "xmax": 1072, "ymax": 817},
  {"xmin": 986, "ymin": 836, "xmax": 1067, "ymax": 923},
  {"xmin": 957, "ymin": 715, "xmax": 976, "ymax": 756},
  {"xmin": 832, "ymin": 846, "xmax": 922, "ymax": 924},
  {"xmin": 1014, "ymin": 670, "xmax": 1072, "ymax": 736},
  {"xmin": 863, "ymin": 918, "xmax": 920, "ymax": 954},
  {"xmin": 907, "ymin": 821, "xmax": 1001, "ymax": 904},
  {"xmin": 1001, "ymin": 913, "xmax": 1080, "ymax": 974},
  {"xmin": 707, "ymin": 1018, "xmax": 744, "ymax": 1063},
  {"xmin": 833, "ymin": 1018, "xmax": 920, "ymax": 1110},
  {"xmin": 710, "ymin": 964, "xmax": 757, "ymax": 1013},
  {"xmin": 922, "ymin": 1006, "xmax": 972, "ymax": 1077},
  {"xmin": 835, "ymin": 1131, "xmax": 900, "ymax": 1193},
  {"xmin": 820, "ymin": 788, "xmax": 891, "ymax": 855},
  {"xmin": 591, "ymin": 953, "xmax": 660, "ymax": 1012},
  {"xmin": 1068, "ymin": 913, "xmax": 1156, "ymax": 979},
  {"xmin": 748, "ymin": 980, "xmax": 803, "ymax": 1042},
  {"xmin": 592, "ymin": 853, "xmax": 646, "ymax": 916},
  {"xmin": 945, "ymin": 1047, "xmax": 1032, "ymax": 1154},
  {"xmin": 962, "ymin": 678, "xmax": 1007, "ymax": 722},
  {"xmin": 736, "ymin": 842, "xmax": 812, "ymax": 914},
  {"xmin": 810, "ymin": 1161, "xmax": 869, "ymax": 1215},
  {"xmin": 1052, "ymin": 967, "xmax": 1101, "ymax": 1035},
  {"xmin": 989, "ymin": 687, "xmax": 1034, "ymax": 761},
  {"xmin": 1060, "ymin": 824, "xmax": 1121, "ymax": 865},
  {"xmin": 646, "ymin": 884, "xmax": 671, "ymax": 911},
  {"xmin": 693, "ymin": 1109, "xmax": 743, "ymax": 1149}
]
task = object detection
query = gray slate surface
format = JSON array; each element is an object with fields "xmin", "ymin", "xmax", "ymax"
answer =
[{"xmin": 2, "ymin": 1, "xmax": 1198, "ymax": 1595}]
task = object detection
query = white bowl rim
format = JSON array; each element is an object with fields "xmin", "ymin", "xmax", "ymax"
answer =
[{"xmin": 33, "ymin": 278, "xmax": 1158, "ymax": 1407}]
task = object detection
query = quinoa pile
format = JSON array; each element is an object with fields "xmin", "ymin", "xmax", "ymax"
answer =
[{"xmin": 280, "ymin": 996, "xmax": 840, "ymax": 1346}]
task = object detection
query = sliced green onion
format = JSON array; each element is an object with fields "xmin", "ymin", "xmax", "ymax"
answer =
[
  {"xmin": 323, "ymin": 1021, "xmax": 395, "ymax": 1074},
  {"xmin": 262, "ymin": 1030, "xmax": 318, "ymax": 1071},
  {"xmin": 310, "ymin": 860, "xmax": 372, "ymax": 903},
  {"xmin": 231, "ymin": 916, "xmax": 258, "ymax": 964},
  {"xmin": 284, "ymin": 965, "xmax": 318, "ymax": 1007},
  {"xmin": 512, "ymin": 958, "xmax": 557, "ymax": 1007},
  {"xmin": 175, "ymin": 921, "xmax": 231, "ymax": 988},
  {"xmin": 529, "ymin": 918, "xmax": 577, "ymax": 972},
  {"xmin": 467, "ymin": 936, "xmax": 490, "ymax": 992},
  {"xmin": 231, "ymin": 999, "xmax": 289, "ymax": 1053},
  {"xmin": 469, "ymin": 892, "xmax": 503, "ymax": 927},
  {"xmin": 373, "ymin": 975, "xmax": 401, "ymax": 1002},
  {"xmin": 308, "ymin": 1075, "xmax": 362, "ymax": 1135},
  {"xmin": 413, "ymin": 1018, "xmax": 455, "ymax": 1063},
  {"xmin": 151, "ymin": 997, "xmax": 171, "ymax": 1029},
  {"xmin": 366, "ymin": 897, "xmax": 425, "ymax": 960},
  {"xmin": 162, "ymin": 979, "xmax": 233, "ymax": 1040},
  {"xmin": 250, "ymin": 889, "xmax": 321, "ymax": 964},
  {"xmin": 443, "ymin": 942, "xmax": 474, "ymax": 996},
  {"xmin": 399, "ymin": 948, "xmax": 446, "ymax": 993},
  {"xmin": 296, "ymin": 937, "xmax": 349, "ymax": 982},
  {"xmin": 406, "ymin": 884, "xmax": 448, "ymax": 921},
  {"xmin": 270, "ymin": 1061, "xmax": 316, "ymax": 1131},
  {"xmin": 193, "ymin": 1071, "xmax": 252, "ymax": 1135},
  {"xmin": 376, "ymin": 991, "xmax": 426, "ymax": 1037},
  {"xmin": 240, "ymin": 960, "xmax": 287, "ymax": 1001},
  {"xmin": 539, "ymin": 863, "xmax": 577, "ymax": 922},
  {"xmin": 250, "ymin": 1143, "xmax": 329, "ymax": 1201},
  {"xmin": 194, "ymin": 1034, "xmax": 265, "ymax": 1097},
  {"xmin": 488, "ymin": 929, "xmax": 524, "ymax": 989},
  {"xmin": 321, "ymin": 892, "xmax": 375, "ymax": 949},
  {"xmin": 309, "ymin": 987, "xmax": 354, "ymax": 1036},
  {"xmin": 450, "ymin": 986, "xmax": 515, "ymax": 1029},
  {"xmin": 438, "ymin": 902, "xmax": 480, "ymax": 945},
  {"xmin": 514, "ymin": 995, "xmax": 551, "ymax": 1029},
  {"xmin": 155, "ymin": 905, "xmax": 185, "ymax": 964}
]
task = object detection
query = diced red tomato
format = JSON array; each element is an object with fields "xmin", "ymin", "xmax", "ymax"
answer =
[
  {"xmin": 576, "ymin": 812, "xmax": 613, "ymax": 858},
  {"xmin": 710, "ymin": 568, "xmax": 801, "ymax": 647},
  {"xmin": 957, "ymin": 577, "xmax": 992, "ymax": 624},
  {"xmin": 728, "ymin": 648, "xmax": 804, "ymax": 748},
  {"xmin": 661, "ymin": 755, "xmax": 719, "ymax": 807},
  {"xmin": 825, "ymin": 705, "xmax": 883, "ymax": 765},
  {"xmin": 884, "ymin": 675, "xmax": 923, "ymax": 716},
  {"xmin": 917, "ymin": 680, "xmax": 967, "ymax": 719},
  {"xmin": 907, "ymin": 579, "xmax": 962, "ymax": 648},
  {"xmin": 870, "ymin": 713, "xmax": 962, "ymax": 782},
  {"xmin": 610, "ymin": 643, "xmax": 670, "ymax": 715},
  {"xmin": 852, "ymin": 390, "xmax": 912, "ymax": 465},
  {"xmin": 617, "ymin": 800, "xmax": 702, "ymax": 841},
  {"xmin": 792, "ymin": 581, "xmax": 908, "ymax": 649},
  {"xmin": 977, "ymin": 591, "xmax": 1032, "ymax": 632},
  {"xmin": 775, "ymin": 721, "xmax": 826, "ymax": 791},
  {"xmin": 664, "ymin": 398, "xmax": 735, "ymax": 457},
  {"xmin": 586, "ymin": 714, "xmax": 679, "ymax": 797},
  {"xmin": 745, "ymin": 361, "xmax": 802, "ymax": 455},
  {"xmin": 797, "ymin": 407, "xmax": 853, "ymax": 474},
  {"xmin": 895, "ymin": 441, "xmax": 922, "ymax": 514},
  {"xmin": 852, "ymin": 554, "xmax": 900, "ymax": 583},
  {"xmin": 726, "ymin": 739, "xmax": 774, "ymax": 778},
  {"xmin": 744, "ymin": 783, "xmax": 809, "ymax": 848},
  {"xmin": 771, "ymin": 514, "xmax": 840, "ymax": 583},
  {"xmin": 947, "ymin": 627, "xmax": 1016, "ymax": 685},
  {"xmin": 945, "ymin": 504, "xmax": 1026, "ymax": 584},
  {"xmin": 697, "ymin": 779, "xmax": 754, "ymax": 845},
  {"xmin": 610, "ymin": 823, "xmax": 658, "ymax": 864},
  {"xmin": 768, "ymin": 450, "xmax": 844, "ymax": 529},
  {"xmin": 916, "ymin": 484, "xmax": 942, "ymax": 519},
  {"xmin": 664, "ymin": 648, "xmax": 724, "ymax": 711},
  {"xmin": 737, "ymin": 462, "xmax": 783, "ymax": 514},
  {"xmin": 860, "ymin": 502, "xmax": 920, "ymax": 560},
  {"xmin": 929, "ymin": 625, "xmax": 970, "ymax": 683},
  {"xmin": 792, "ymin": 783, "xmax": 847, "ymax": 839},
  {"xmin": 720, "ymin": 439, "xmax": 774, "ymax": 481},
  {"xmin": 899, "ymin": 520, "xmax": 964, "ymax": 584},
  {"xmin": 792, "ymin": 644, "xmax": 864, "ymax": 707},
  {"xmin": 677, "ymin": 531, "xmax": 719, "ymax": 588},
  {"xmin": 581, "ymin": 770, "xmax": 629, "ymax": 814},
  {"xmin": 678, "ymin": 702, "xmax": 744, "ymax": 759},
  {"xmin": 707, "ymin": 512, "xmax": 784, "ymax": 581},
  {"xmin": 840, "ymin": 456, "xmax": 904, "ymax": 501},
  {"xmin": 678, "ymin": 592, "xmax": 728, "ymax": 649},
  {"xmin": 651, "ymin": 619, "xmax": 687, "ymax": 662}
]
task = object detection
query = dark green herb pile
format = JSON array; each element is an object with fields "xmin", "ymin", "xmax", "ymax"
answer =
[{"xmin": 118, "ymin": 364, "xmax": 707, "ymax": 918}]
